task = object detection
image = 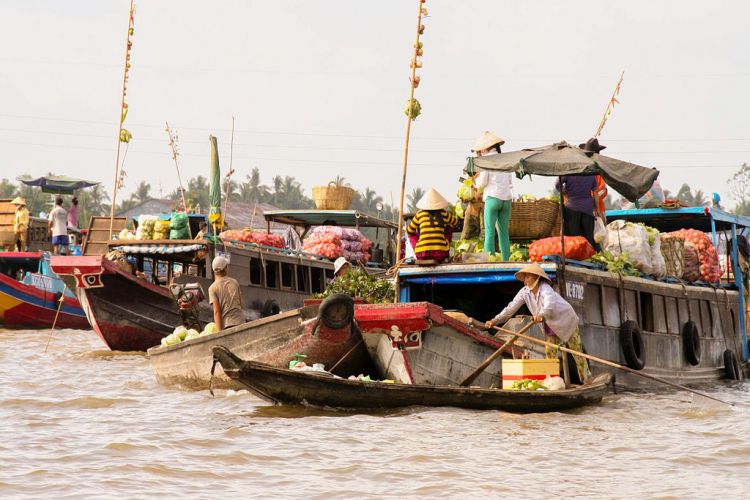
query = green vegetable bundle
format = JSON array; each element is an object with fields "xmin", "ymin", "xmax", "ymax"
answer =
[
  {"xmin": 511, "ymin": 379, "xmax": 547, "ymax": 391},
  {"xmin": 508, "ymin": 243, "xmax": 529, "ymax": 262},
  {"xmin": 314, "ymin": 268, "xmax": 394, "ymax": 303},
  {"xmin": 588, "ymin": 250, "xmax": 642, "ymax": 276}
]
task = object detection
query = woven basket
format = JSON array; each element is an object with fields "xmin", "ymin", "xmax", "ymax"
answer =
[
  {"xmin": 660, "ymin": 235, "xmax": 685, "ymax": 279},
  {"xmin": 312, "ymin": 182, "xmax": 355, "ymax": 210},
  {"xmin": 508, "ymin": 199, "xmax": 561, "ymax": 240}
]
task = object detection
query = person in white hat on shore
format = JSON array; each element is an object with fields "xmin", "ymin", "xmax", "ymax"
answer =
[
  {"xmin": 333, "ymin": 257, "xmax": 351, "ymax": 280},
  {"xmin": 472, "ymin": 131, "xmax": 513, "ymax": 260},
  {"xmin": 209, "ymin": 255, "xmax": 245, "ymax": 331},
  {"xmin": 485, "ymin": 263, "xmax": 590, "ymax": 383},
  {"xmin": 406, "ymin": 188, "xmax": 458, "ymax": 263},
  {"xmin": 11, "ymin": 197, "xmax": 29, "ymax": 252}
]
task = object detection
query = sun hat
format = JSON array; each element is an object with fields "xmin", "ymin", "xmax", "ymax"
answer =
[
  {"xmin": 212, "ymin": 255, "xmax": 229, "ymax": 272},
  {"xmin": 471, "ymin": 131, "xmax": 505, "ymax": 152},
  {"xmin": 514, "ymin": 263, "xmax": 551, "ymax": 283},
  {"xmin": 579, "ymin": 137, "xmax": 607, "ymax": 153},
  {"xmin": 11, "ymin": 197, "xmax": 27, "ymax": 206},
  {"xmin": 416, "ymin": 188, "xmax": 450, "ymax": 211},
  {"xmin": 333, "ymin": 256, "xmax": 350, "ymax": 275}
]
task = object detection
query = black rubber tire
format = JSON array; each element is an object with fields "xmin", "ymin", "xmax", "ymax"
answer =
[
  {"xmin": 319, "ymin": 293, "xmax": 354, "ymax": 330},
  {"xmin": 723, "ymin": 349, "xmax": 741, "ymax": 380},
  {"xmin": 261, "ymin": 299, "xmax": 281, "ymax": 317},
  {"xmin": 682, "ymin": 321, "xmax": 701, "ymax": 366},
  {"xmin": 620, "ymin": 320, "xmax": 645, "ymax": 370}
]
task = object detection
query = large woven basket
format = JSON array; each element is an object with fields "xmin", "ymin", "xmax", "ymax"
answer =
[
  {"xmin": 508, "ymin": 199, "xmax": 561, "ymax": 240},
  {"xmin": 312, "ymin": 183, "xmax": 356, "ymax": 210}
]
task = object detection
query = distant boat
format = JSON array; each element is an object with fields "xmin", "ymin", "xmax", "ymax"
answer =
[{"xmin": 0, "ymin": 251, "xmax": 88, "ymax": 329}]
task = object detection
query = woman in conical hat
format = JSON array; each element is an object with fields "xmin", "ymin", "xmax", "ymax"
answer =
[
  {"xmin": 485, "ymin": 263, "xmax": 591, "ymax": 383},
  {"xmin": 406, "ymin": 188, "xmax": 457, "ymax": 264},
  {"xmin": 11, "ymin": 197, "xmax": 30, "ymax": 252},
  {"xmin": 471, "ymin": 131, "xmax": 513, "ymax": 261}
]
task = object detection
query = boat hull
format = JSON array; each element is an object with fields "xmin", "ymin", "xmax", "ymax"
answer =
[
  {"xmin": 148, "ymin": 304, "xmax": 364, "ymax": 390},
  {"xmin": 0, "ymin": 271, "xmax": 88, "ymax": 329},
  {"xmin": 213, "ymin": 346, "xmax": 612, "ymax": 412}
]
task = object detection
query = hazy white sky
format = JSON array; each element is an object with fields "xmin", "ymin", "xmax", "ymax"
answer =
[{"xmin": 1, "ymin": 0, "xmax": 748, "ymax": 208}]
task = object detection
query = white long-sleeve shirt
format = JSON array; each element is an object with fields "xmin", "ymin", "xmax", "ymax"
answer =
[
  {"xmin": 492, "ymin": 281, "xmax": 579, "ymax": 342},
  {"xmin": 475, "ymin": 170, "xmax": 513, "ymax": 200}
]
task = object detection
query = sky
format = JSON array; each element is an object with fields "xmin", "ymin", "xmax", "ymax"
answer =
[{"xmin": 1, "ymin": 0, "xmax": 748, "ymax": 210}]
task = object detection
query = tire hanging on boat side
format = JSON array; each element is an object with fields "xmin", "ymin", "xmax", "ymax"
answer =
[
  {"xmin": 319, "ymin": 293, "xmax": 355, "ymax": 330},
  {"xmin": 723, "ymin": 349, "xmax": 741, "ymax": 380},
  {"xmin": 619, "ymin": 320, "xmax": 645, "ymax": 370},
  {"xmin": 681, "ymin": 320, "xmax": 701, "ymax": 366}
]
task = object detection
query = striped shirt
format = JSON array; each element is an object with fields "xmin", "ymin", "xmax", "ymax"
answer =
[{"xmin": 406, "ymin": 209, "xmax": 458, "ymax": 253}]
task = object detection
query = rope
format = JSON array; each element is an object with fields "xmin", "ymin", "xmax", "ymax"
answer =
[{"xmin": 44, "ymin": 284, "xmax": 68, "ymax": 353}]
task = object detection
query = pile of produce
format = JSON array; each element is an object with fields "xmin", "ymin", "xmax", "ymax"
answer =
[
  {"xmin": 169, "ymin": 212, "xmax": 190, "ymax": 240},
  {"xmin": 302, "ymin": 226, "xmax": 372, "ymax": 263},
  {"xmin": 219, "ymin": 228, "xmax": 285, "ymax": 249},
  {"xmin": 118, "ymin": 228, "xmax": 136, "ymax": 240},
  {"xmin": 160, "ymin": 322, "xmax": 219, "ymax": 347},
  {"xmin": 313, "ymin": 268, "xmax": 394, "ymax": 303},
  {"xmin": 665, "ymin": 229, "xmax": 721, "ymax": 282},
  {"xmin": 135, "ymin": 215, "xmax": 158, "ymax": 240},
  {"xmin": 588, "ymin": 251, "xmax": 641, "ymax": 276},
  {"xmin": 510, "ymin": 379, "xmax": 546, "ymax": 391},
  {"xmin": 529, "ymin": 236, "xmax": 595, "ymax": 262},
  {"xmin": 601, "ymin": 220, "xmax": 665, "ymax": 277},
  {"xmin": 153, "ymin": 220, "xmax": 171, "ymax": 240},
  {"xmin": 660, "ymin": 234, "xmax": 685, "ymax": 279},
  {"xmin": 508, "ymin": 243, "xmax": 529, "ymax": 262}
]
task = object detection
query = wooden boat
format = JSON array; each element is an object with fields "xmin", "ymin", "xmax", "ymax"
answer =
[
  {"xmin": 50, "ymin": 243, "xmax": 213, "ymax": 351},
  {"xmin": 212, "ymin": 345, "xmax": 613, "ymax": 412},
  {"xmin": 147, "ymin": 294, "xmax": 366, "ymax": 390},
  {"xmin": 0, "ymin": 251, "xmax": 88, "ymax": 329},
  {"xmin": 383, "ymin": 207, "xmax": 750, "ymax": 388}
]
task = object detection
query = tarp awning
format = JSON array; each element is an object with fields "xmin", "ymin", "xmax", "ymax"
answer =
[
  {"xmin": 469, "ymin": 141, "xmax": 660, "ymax": 202},
  {"xmin": 20, "ymin": 175, "xmax": 99, "ymax": 194},
  {"xmin": 112, "ymin": 243, "xmax": 205, "ymax": 255},
  {"xmin": 606, "ymin": 207, "xmax": 750, "ymax": 233},
  {"xmin": 263, "ymin": 210, "xmax": 397, "ymax": 229}
]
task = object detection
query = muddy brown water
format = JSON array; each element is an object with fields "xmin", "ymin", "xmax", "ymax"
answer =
[{"xmin": 1, "ymin": 328, "xmax": 749, "ymax": 498}]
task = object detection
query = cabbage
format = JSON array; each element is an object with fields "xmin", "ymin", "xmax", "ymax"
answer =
[
  {"xmin": 201, "ymin": 322, "xmax": 218, "ymax": 336},
  {"xmin": 184, "ymin": 331, "xmax": 200, "ymax": 341},
  {"xmin": 186, "ymin": 329, "xmax": 199, "ymax": 338},
  {"xmin": 118, "ymin": 228, "xmax": 130, "ymax": 240},
  {"xmin": 172, "ymin": 326, "xmax": 188, "ymax": 341},
  {"xmin": 165, "ymin": 333, "xmax": 181, "ymax": 346},
  {"xmin": 543, "ymin": 375, "xmax": 566, "ymax": 391}
]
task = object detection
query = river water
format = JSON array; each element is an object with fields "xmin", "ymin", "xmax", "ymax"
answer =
[{"xmin": 1, "ymin": 328, "xmax": 749, "ymax": 499}]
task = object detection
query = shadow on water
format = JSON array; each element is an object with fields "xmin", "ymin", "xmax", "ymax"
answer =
[
  {"xmin": 77, "ymin": 350, "xmax": 146, "ymax": 360},
  {"xmin": 248, "ymin": 404, "xmax": 420, "ymax": 419}
]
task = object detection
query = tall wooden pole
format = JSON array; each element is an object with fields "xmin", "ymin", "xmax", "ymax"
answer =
[
  {"xmin": 223, "ymin": 116, "xmax": 236, "ymax": 219},
  {"xmin": 165, "ymin": 122, "xmax": 187, "ymax": 211},
  {"xmin": 394, "ymin": 0, "xmax": 427, "ymax": 301},
  {"xmin": 109, "ymin": 0, "xmax": 135, "ymax": 238},
  {"xmin": 594, "ymin": 71, "xmax": 624, "ymax": 138}
]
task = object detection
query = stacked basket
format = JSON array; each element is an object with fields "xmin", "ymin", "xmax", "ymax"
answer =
[
  {"xmin": 312, "ymin": 182, "xmax": 355, "ymax": 210},
  {"xmin": 508, "ymin": 199, "xmax": 561, "ymax": 240}
]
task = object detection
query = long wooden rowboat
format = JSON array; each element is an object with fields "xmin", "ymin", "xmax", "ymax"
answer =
[{"xmin": 212, "ymin": 345, "xmax": 613, "ymax": 412}]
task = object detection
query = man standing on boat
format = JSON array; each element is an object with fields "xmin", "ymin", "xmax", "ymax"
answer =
[
  {"xmin": 209, "ymin": 255, "xmax": 245, "ymax": 331},
  {"xmin": 11, "ymin": 197, "xmax": 29, "ymax": 252},
  {"xmin": 48, "ymin": 197, "xmax": 69, "ymax": 255}
]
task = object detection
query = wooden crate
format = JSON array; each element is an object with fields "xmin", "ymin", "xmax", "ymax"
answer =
[{"xmin": 83, "ymin": 216, "xmax": 127, "ymax": 256}]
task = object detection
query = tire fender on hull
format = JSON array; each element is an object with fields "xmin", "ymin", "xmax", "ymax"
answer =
[
  {"xmin": 319, "ymin": 294, "xmax": 354, "ymax": 330},
  {"xmin": 682, "ymin": 320, "xmax": 701, "ymax": 366},
  {"xmin": 620, "ymin": 320, "xmax": 645, "ymax": 370}
]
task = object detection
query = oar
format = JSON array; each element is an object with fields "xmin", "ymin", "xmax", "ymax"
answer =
[
  {"xmin": 459, "ymin": 320, "xmax": 535, "ymax": 387},
  {"xmin": 44, "ymin": 284, "xmax": 68, "ymax": 353},
  {"xmin": 488, "ymin": 323, "xmax": 735, "ymax": 407}
]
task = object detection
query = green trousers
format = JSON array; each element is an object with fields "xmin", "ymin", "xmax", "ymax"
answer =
[{"xmin": 484, "ymin": 196, "xmax": 511, "ymax": 259}]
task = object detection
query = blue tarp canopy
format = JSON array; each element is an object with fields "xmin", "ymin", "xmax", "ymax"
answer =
[{"xmin": 606, "ymin": 207, "xmax": 750, "ymax": 233}]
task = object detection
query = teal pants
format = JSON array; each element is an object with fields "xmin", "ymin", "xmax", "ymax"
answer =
[{"xmin": 484, "ymin": 196, "xmax": 511, "ymax": 259}]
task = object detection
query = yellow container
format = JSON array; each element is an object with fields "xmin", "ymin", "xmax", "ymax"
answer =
[{"xmin": 502, "ymin": 359, "xmax": 559, "ymax": 389}]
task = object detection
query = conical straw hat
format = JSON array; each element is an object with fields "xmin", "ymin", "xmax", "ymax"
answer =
[
  {"xmin": 10, "ymin": 197, "xmax": 27, "ymax": 206},
  {"xmin": 416, "ymin": 188, "xmax": 450, "ymax": 211},
  {"xmin": 471, "ymin": 131, "xmax": 505, "ymax": 152},
  {"xmin": 514, "ymin": 263, "xmax": 551, "ymax": 282}
]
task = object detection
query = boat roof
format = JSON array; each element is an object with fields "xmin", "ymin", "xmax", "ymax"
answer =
[
  {"xmin": 0, "ymin": 251, "xmax": 44, "ymax": 261},
  {"xmin": 19, "ymin": 175, "xmax": 99, "ymax": 194},
  {"xmin": 109, "ymin": 240, "xmax": 206, "ymax": 259},
  {"xmin": 263, "ymin": 210, "xmax": 397, "ymax": 229},
  {"xmin": 398, "ymin": 261, "xmax": 557, "ymax": 284},
  {"xmin": 606, "ymin": 207, "xmax": 750, "ymax": 233}
]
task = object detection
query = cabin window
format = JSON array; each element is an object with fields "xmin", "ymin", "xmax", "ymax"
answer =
[
  {"xmin": 311, "ymin": 267, "xmax": 325, "ymax": 294},
  {"xmin": 639, "ymin": 292, "xmax": 654, "ymax": 332},
  {"xmin": 249, "ymin": 258, "xmax": 263, "ymax": 285},
  {"xmin": 296, "ymin": 266, "xmax": 309, "ymax": 293},
  {"xmin": 602, "ymin": 286, "xmax": 621, "ymax": 327},
  {"xmin": 281, "ymin": 263, "xmax": 294, "ymax": 289},
  {"xmin": 665, "ymin": 297, "xmax": 680, "ymax": 334},
  {"xmin": 584, "ymin": 284, "xmax": 602, "ymax": 325},
  {"xmin": 265, "ymin": 262, "xmax": 278, "ymax": 288},
  {"xmin": 652, "ymin": 295, "xmax": 667, "ymax": 333},
  {"xmin": 700, "ymin": 301, "xmax": 712, "ymax": 338}
]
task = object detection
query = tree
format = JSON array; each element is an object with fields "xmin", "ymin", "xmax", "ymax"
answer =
[
  {"xmin": 0, "ymin": 178, "xmax": 16, "ymax": 198},
  {"xmin": 239, "ymin": 167, "xmax": 269, "ymax": 203},
  {"xmin": 75, "ymin": 184, "xmax": 110, "ymax": 226},
  {"xmin": 361, "ymin": 187, "xmax": 383, "ymax": 213},
  {"xmin": 729, "ymin": 163, "xmax": 750, "ymax": 215},
  {"xmin": 130, "ymin": 180, "xmax": 152, "ymax": 204},
  {"xmin": 223, "ymin": 178, "xmax": 239, "ymax": 202},
  {"xmin": 675, "ymin": 183, "xmax": 707, "ymax": 207},
  {"xmin": 16, "ymin": 174, "xmax": 51, "ymax": 217},
  {"xmin": 406, "ymin": 187, "xmax": 426, "ymax": 213}
]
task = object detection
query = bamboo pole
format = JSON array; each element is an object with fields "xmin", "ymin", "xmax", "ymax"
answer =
[
  {"xmin": 109, "ymin": 0, "xmax": 135, "ymax": 239},
  {"xmin": 223, "ymin": 116, "xmax": 236, "ymax": 220},
  {"xmin": 594, "ymin": 71, "xmax": 625, "ymax": 138},
  {"xmin": 165, "ymin": 122, "xmax": 187, "ymax": 212},
  {"xmin": 394, "ymin": 0, "xmax": 427, "ymax": 301}
]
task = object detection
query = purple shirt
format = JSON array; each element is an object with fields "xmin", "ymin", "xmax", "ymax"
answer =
[
  {"xmin": 557, "ymin": 176, "xmax": 597, "ymax": 215},
  {"xmin": 68, "ymin": 204, "xmax": 79, "ymax": 228}
]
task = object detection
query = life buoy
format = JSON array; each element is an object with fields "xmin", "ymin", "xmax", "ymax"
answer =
[
  {"xmin": 319, "ymin": 293, "xmax": 354, "ymax": 330},
  {"xmin": 620, "ymin": 320, "xmax": 645, "ymax": 370},
  {"xmin": 723, "ymin": 349, "xmax": 742, "ymax": 380},
  {"xmin": 682, "ymin": 321, "xmax": 701, "ymax": 366}
]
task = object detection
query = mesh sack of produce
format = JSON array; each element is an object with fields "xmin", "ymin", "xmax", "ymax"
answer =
[
  {"xmin": 529, "ymin": 236, "xmax": 595, "ymax": 262},
  {"xmin": 665, "ymin": 229, "xmax": 721, "ymax": 282},
  {"xmin": 682, "ymin": 242, "xmax": 701, "ymax": 282},
  {"xmin": 153, "ymin": 219, "xmax": 171, "ymax": 240},
  {"xmin": 170, "ymin": 212, "xmax": 189, "ymax": 230},
  {"xmin": 170, "ymin": 227, "xmax": 190, "ymax": 240},
  {"xmin": 343, "ymin": 240, "xmax": 363, "ymax": 252},
  {"xmin": 602, "ymin": 220, "xmax": 653, "ymax": 275},
  {"xmin": 135, "ymin": 215, "xmax": 158, "ymax": 240}
]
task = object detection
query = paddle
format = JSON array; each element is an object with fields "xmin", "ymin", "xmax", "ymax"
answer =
[
  {"xmin": 44, "ymin": 284, "xmax": 68, "ymax": 353},
  {"xmin": 459, "ymin": 320, "xmax": 534, "ymax": 387},
  {"xmin": 481, "ymin": 321, "xmax": 735, "ymax": 407}
]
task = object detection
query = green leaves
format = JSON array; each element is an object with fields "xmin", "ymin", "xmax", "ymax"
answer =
[{"xmin": 313, "ymin": 268, "xmax": 394, "ymax": 303}]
